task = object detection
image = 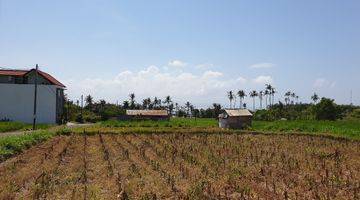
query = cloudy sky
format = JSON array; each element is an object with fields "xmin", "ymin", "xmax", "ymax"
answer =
[{"xmin": 1, "ymin": 0, "xmax": 359, "ymax": 108}]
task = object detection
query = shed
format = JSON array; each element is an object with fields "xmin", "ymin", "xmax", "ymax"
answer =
[
  {"xmin": 125, "ymin": 110, "xmax": 170, "ymax": 121},
  {"xmin": 218, "ymin": 109, "xmax": 253, "ymax": 129}
]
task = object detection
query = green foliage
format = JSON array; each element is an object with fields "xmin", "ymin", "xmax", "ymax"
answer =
[
  {"xmin": 251, "ymin": 120, "xmax": 360, "ymax": 140},
  {"xmin": 100, "ymin": 118, "xmax": 218, "ymax": 128},
  {"xmin": 56, "ymin": 127, "xmax": 72, "ymax": 136},
  {"xmin": 0, "ymin": 130, "xmax": 55, "ymax": 161},
  {"xmin": 0, "ymin": 122, "xmax": 52, "ymax": 133},
  {"xmin": 348, "ymin": 109, "xmax": 360, "ymax": 119},
  {"xmin": 313, "ymin": 98, "xmax": 338, "ymax": 120}
]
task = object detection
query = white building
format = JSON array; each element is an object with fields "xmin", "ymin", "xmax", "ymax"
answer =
[{"xmin": 0, "ymin": 68, "xmax": 65, "ymax": 124}]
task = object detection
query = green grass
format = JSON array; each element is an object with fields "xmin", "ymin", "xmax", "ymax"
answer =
[
  {"xmin": 251, "ymin": 120, "xmax": 360, "ymax": 140},
  {"xmin": 100, "ymin": 118, "xmax": 360, "ymax": 140},
  {"xmin": 0, "ymin": 130, "xmax": 55, "ymax": 161},
  {"xmin": 100, "ymin": 117, "xmax": 218, "ymax": 128},
  {"xmin": 0, "ymin": 127, "xmax": 72, "ymax": 162},
  {"xmin": 0, "ymin": 121, "xmax": 52, "ymax": 133}
]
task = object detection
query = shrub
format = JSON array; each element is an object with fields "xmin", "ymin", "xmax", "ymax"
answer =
[{"xmin": 313, "ymin": 98, "xmax": 338, "ymax": 120}]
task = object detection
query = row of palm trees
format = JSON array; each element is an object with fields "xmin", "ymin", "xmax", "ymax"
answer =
[{"xmin": 227, "ymin": 84, "xmax": 277, "ymax": 110}]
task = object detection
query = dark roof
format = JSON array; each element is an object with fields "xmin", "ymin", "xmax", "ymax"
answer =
[
  {"xmin": 126, "ymin": 110, "xmax": 169, "ymax": 116},
  {"xmin": 0, "ymin": 68, "xmax": 65, "ymax": 88}
]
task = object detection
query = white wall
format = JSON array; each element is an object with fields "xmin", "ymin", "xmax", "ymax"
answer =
[{"xmin": 0, "ymin": 84, "xmax": 59, "ymax": 124}]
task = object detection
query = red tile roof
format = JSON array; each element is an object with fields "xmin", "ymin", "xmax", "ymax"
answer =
[
  {"xmin": 0, "ymin": 69, "xmax": 28, "ymax": 76},
  {"xmin": 0, "ymin": 68, "xmax": 65, "ymax": 88}
]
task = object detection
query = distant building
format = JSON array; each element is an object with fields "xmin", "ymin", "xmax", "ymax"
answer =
[
  {"xmin": 218, "ymin": 109, "xmax": 253, "ymax": 129},
  {"xmin": 0, "ymin": 68, "xmax": 66, "ymax": 124},
  {"xmin": 125, "ymin": 110, "xmax": 170, "ymax": 121}
]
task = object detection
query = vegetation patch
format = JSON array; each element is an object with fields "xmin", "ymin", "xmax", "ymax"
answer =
[
  {"xmin": 251, "ymin": 120, "xmax": 360, "ymax": 140},
  {"xmin": 0, "ymin": 121, "xmax": 52, "ymax": 133}
]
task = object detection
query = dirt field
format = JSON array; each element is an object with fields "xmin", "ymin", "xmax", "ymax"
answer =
[{"xmin": 0, "ymin": 133, "xmax": 359, "ymax": 199}]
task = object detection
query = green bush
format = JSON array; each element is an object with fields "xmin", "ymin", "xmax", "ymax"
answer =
[{"xmin": 313, "ymin": 98, "xmax": 338, "ymax": 120}]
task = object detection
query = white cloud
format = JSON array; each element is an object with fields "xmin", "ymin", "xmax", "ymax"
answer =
[
  {"xmin": 168, "ymin": 60, "xmax": 187, "ymax": 68},
  {"xmin": 252, "ymin": 75, "xmax": 274, "ymax": 84},
  {"xmin": 64, "ymin": 66, "xmax": 249, "ymax": 107},
  {"xmin": 196, "ymin": 63, "xmax": 214, "ymax": 69},
  {"xmin": 236, "ymin": 76, "xmax": 247, "ymax": 84},
  {"xmin": 250, "ymin": 62, "xmax": 276, "ymax": 69},
  {"xmin": 313, "ymin": 78, "xmax": 336, "ymax": 88}
]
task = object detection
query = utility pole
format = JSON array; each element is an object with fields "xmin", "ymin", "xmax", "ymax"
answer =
[
  {"xmin": 350, "ymin": 90, "xmax": 353, "ymax": 106},
  {"xmin": 81, "ymin": 95, "xmax": 84, "ymax": 119},
  {"xmin": 32, "ymin": 64, "xmax": 39, "ymax": 130}
]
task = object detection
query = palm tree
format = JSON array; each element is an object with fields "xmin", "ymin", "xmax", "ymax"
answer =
[
  {"xmin": 237, "ymin": 90, "xmax": 246, "ymax": 109},
  {"xmin": 163, "ymin": 95, "xmax": 172, "ymax": 113},
  {"xmin": 227, "ymin": 91, "xmax": 234, "ymax": 109},
  {"xmin": 123, "ymin": 100, "xmax": 130, "ymax": 109},
  {"xmin": 249, "ymin": 90, "xmax": 258, "ymax": 111},
  {"xmin": 291, "ymin": 92, "xmax": 296, "ymax": 105},
  {"xmin": 259, "ymin": 91, "xmax": 264, "ymax": 109},
  {"xmin": 270, "ymin": 86, "xmax": 276, "ymax": 106},
  {"xmin": 285, "ymin": 91, "xmax": 291, "ymax": 105},
  {"xmin": 185, "ymin": 101, "xmax": 192, "ymax": 117},
  {"xmin": 264, "ymin": 89, "xmax": 270, "ymax": 108},
  {"xmin": 311, "ymin": 93, "xmax": 319, "ymax": 104},
  {"xmin": 265, "ymin": 84, "xmax": 272, "ymax": 106},
  {"xmin": 153, "ymin": 97, "xmax": 159, "ymax": 109},
  {"xmin": 142, "ymin": 98, "xmax": 151, "ymax": 109},
  {"xmin": 129, "ymin": 93, "xmax": 135, "ymax": 108},
  {"xmin": 85, "ymin": 95, "xmax": 93, "ymax": 111}
]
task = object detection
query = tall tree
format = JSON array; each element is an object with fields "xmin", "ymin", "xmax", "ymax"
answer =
[
  {"xmin": 285, "ymin": 91, "xmax": 292, "ymax": 105},
  {"xmin": 264, "ymin": 89, "xmax": 270, "ymax": 108},
  {"xmin": 164, "ymin": 95, "xmax": 172, "ymax": 113},
  {"xmin": 311, "ymin": 93, "xmax": 319, "ymax": 104},
  {"xmin": 129, "ymin": 93, "xmax": 135, "ymax": 109},
  {"xmin": 265, "ymin": 84, "xmax": 272, "ymax": 106},
  {"xmin": 237, "ymin": 90, "xmax": 246, "ymax": 109},
  {"xmin": 291, "ymin": 92, "xmax": 296, "ymax": 104},
  {"xmin": 185, "ymin": 101, "xmax": 192, "ymax": 117},
  {"xmin": 227, "ymin": 91, "xmax": 234, "ymax": 109},
  {"xmin": 85, "ymin": 95, "xmax": 93, "ymax": 111},
  {"xmin": 259, "ymin": 91, "xmax": 264, "ymax": 109},
  {"xmin": 249, "ymin": 90, "xmax": 258, "ymax": 111}
]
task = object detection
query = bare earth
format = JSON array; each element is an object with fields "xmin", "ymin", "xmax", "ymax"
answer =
[{"xmin": 0, "ymin": 133, "xmax": 359, "ymax": 199}]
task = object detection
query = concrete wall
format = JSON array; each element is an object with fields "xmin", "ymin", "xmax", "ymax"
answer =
[
  {"xmin": 0, "ymin": 84, "xmax": 59, "ymax": 124},
  {"xmin": 219, "ymin": 116, "xmax": 252, "ymax": 129}
]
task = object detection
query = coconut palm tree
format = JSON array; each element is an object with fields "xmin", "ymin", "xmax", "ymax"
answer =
[
  {"xmin": 163, "ymin": 95, "xmax": 172, "ymax": 113},
  {"xmin": 237, "ymin": 90, "xmax": 246, "ymax": 109},
  {"xmin": 265, "ymin": 84, "xmax": 272, "ymax": 106},
  {"xmin": 270, "ymin": 86, "xmax": 276, "ymax": 106},
  {"xmin": 249, "ymin": 90, "xmax": 258, "ymax": 111},
  {"xmin": 285, "ymin": 91, "xmax": 292, "ymax": 105},
  {"xmin": 227, "ymin": 91, "xmax": 234, "ymax": 109},
  {"xmin": 264, "ymin": 89, "xmax": 270, "ymax": 108},
  {"xmin": 291, "ymin": 92, "xmax": 296, "ymax": 104},
  {"xmin": 129, "ymin": 93, "xmax": 135, "ymax": 109},
  {"xmin": 185, "ymin": 101, "xmax": 192, "ymax": 117},
  {"xmin": 259, "ymin": 91, "xmax": 264, "ymax": 109},
  {"xmin": 85, "ymin": 95, "xmax": 93, "ymax": 111},
  {"xmin": 311, "ymin": 93, "xmax": 319, "ymax": 104}
]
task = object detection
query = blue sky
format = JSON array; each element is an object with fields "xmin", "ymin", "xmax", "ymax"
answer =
[{"xmin": 1, "ymin": 0, "xmax": 359, "ymax": 108}]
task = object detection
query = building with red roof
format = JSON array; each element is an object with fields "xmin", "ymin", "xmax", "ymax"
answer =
[{"xmin": 0, "ymin": 68, "xmax": 66, "ymax": 124}]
